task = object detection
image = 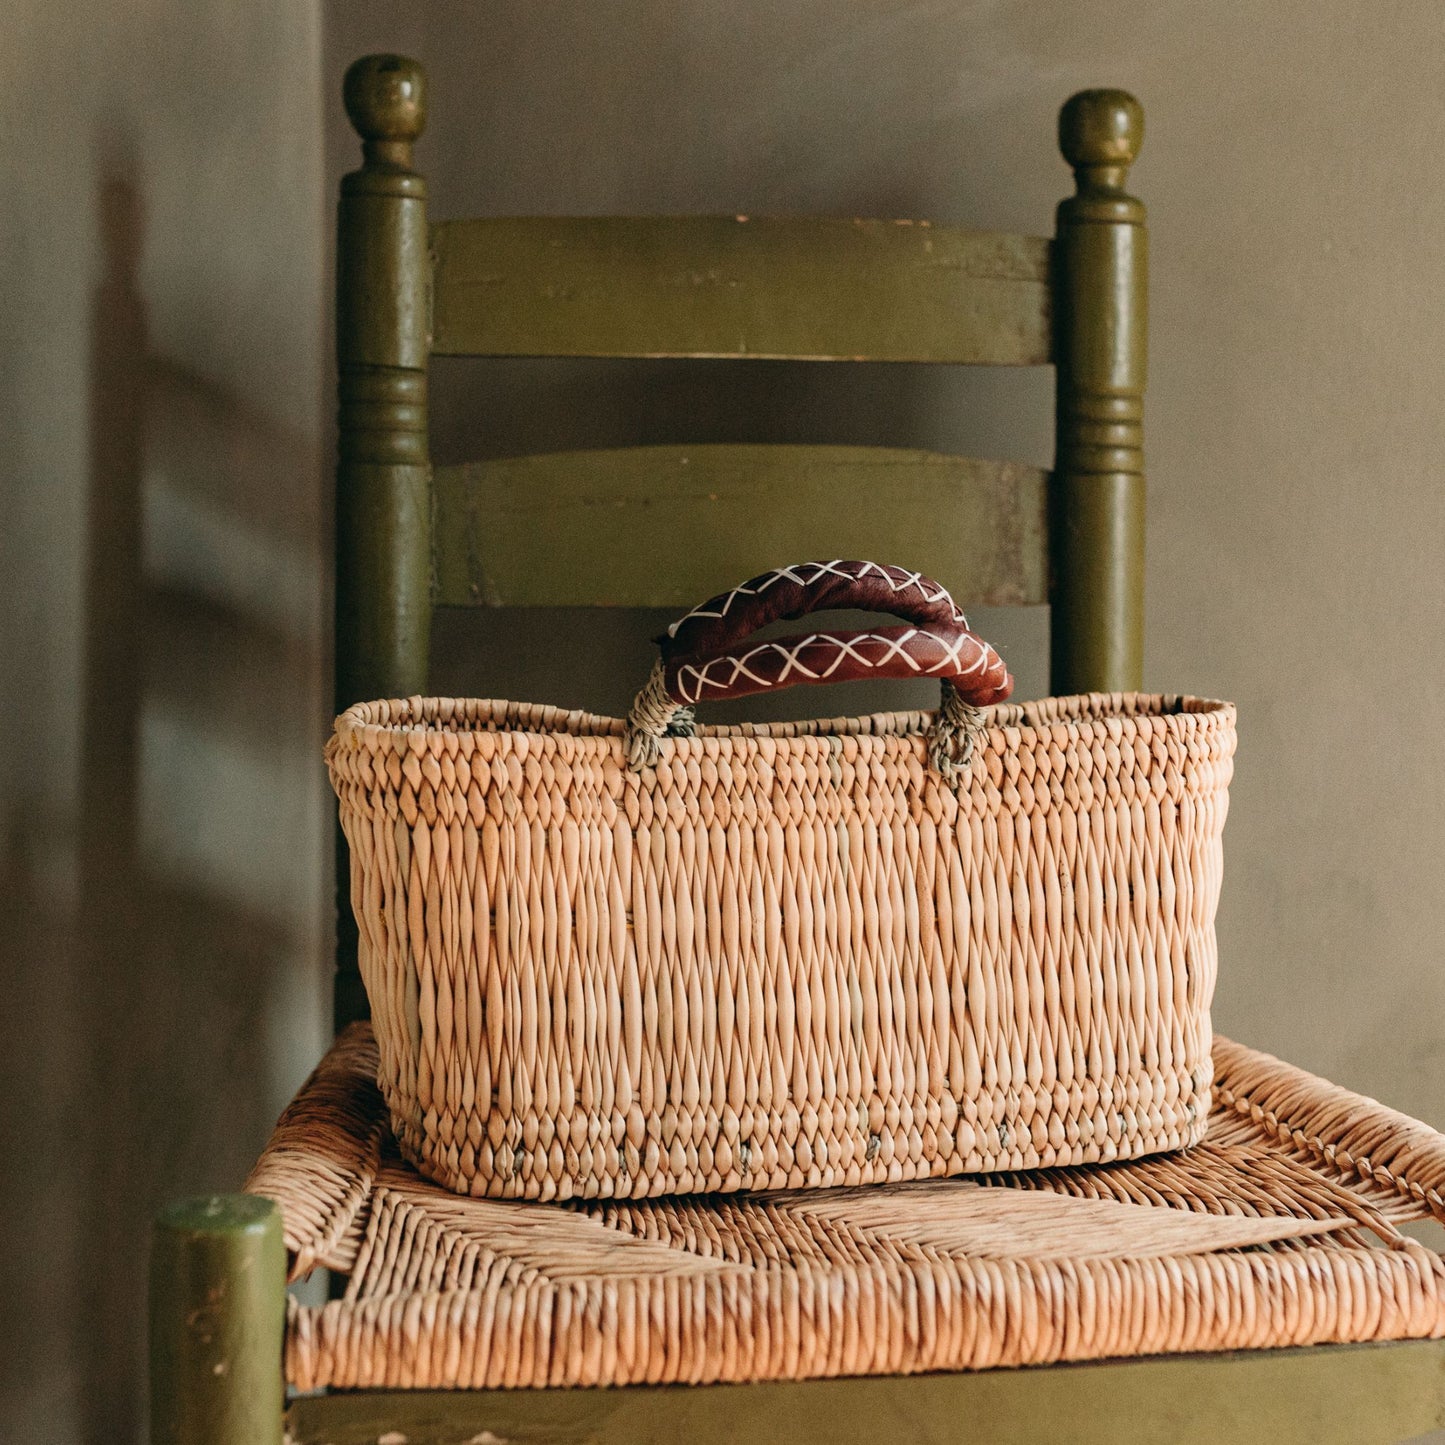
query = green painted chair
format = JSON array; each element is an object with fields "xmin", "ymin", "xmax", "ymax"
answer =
[{"xmin": 148, "ymin": 55, "xmax": 1445, "ymax": 1445}]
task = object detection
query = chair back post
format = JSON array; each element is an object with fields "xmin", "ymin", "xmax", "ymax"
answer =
[
  {"xmin": 1050, "ymin": 90, "xmax": 1147, "ymax": 694},
  {"xmin": 335, "ymin": 54, "xmax": 432, "ymax": 1024},
  {"xmin": 336, "ymin": 53, "xmax": 433, "ymax": 706},
  {"xmin": 149, "ymin": 1195, "xmax": 286, "ymax": 1445}
]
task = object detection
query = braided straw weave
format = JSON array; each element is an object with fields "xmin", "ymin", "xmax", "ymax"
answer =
[
  {"xmin": 248, "ymin": 1024, "xmax": 1445, "ymax": 1391},
  {"xmin": 326, "ymin": 692, "xmax": 1235, "ymax": 1200}
]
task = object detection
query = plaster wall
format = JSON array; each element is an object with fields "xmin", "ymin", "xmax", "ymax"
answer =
[{"xmin": 2, "ymin": 5, "xmax": 327, "ymax": 1439}]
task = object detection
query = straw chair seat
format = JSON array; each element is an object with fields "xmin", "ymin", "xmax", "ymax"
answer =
[{"xmin": 249, "ymin": 1024, "xmax": 1445, "ymax": 1395}]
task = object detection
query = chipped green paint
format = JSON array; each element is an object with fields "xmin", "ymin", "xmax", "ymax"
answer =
[
  {"xmin": 433, "ymin": 445, "xmax": 1047, "ymax": 610},
  {"xmin": 286, "ymin": 1339, "xmax": 1445, "ymax": 1444},
  {"xmin": 149, "ymin": 1196, "xmax": 285, "ymax": 1445},
  {"xmin": 1049, "ymin": 89, "xmax": 1148, "ymax": 694},
  {"xmin": 431, "ymin": 215, "xmax": 1052, "ymax": 363}
]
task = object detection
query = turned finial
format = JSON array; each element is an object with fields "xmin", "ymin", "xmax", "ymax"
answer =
[
  {"xmin": 344, "ymin": 54, "xmax": 427, "ymax": 165},
  {"xmin": 1059, "ymin": 89, "xmax": 1143, "ymax": 189}
]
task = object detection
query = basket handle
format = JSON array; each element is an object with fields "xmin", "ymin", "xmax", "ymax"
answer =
[{"xmin": 625, "ymin": 560, "xmax": 1013, "ymax": 779}]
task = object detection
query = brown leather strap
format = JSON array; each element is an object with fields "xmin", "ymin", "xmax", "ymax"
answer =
[
  {"xmin": 658, "ymin": 561, "xmax": 1012, "ymax": 708},
  {"xmin": 665, "ymin": 624, "xmax": 1012, "ymax": 706},
  {"xmin": 661, "ymin": 560, "xmax": 971, "ymax": 661}
]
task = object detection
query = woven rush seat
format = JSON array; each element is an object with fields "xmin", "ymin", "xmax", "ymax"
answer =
[{"xmin": 248, "ymin": 1024, "xmax": 1445, "ymax": 1393}]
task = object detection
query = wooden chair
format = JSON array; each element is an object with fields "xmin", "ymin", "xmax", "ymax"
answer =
[{"xmin": 148, "ymin": 55, "xmax": 1445, "ymax": 1445}]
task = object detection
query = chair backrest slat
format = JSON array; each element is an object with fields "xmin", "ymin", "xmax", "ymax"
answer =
[
  {"xmin": 433, "ymin": 445, "xmax": 1047, "ymax": 610},
  {"xmin": 431, "ymin": 216, "xmax": 1052, "ymax": 363}
]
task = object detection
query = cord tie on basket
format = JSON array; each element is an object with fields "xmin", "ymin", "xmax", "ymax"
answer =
[
  {"xmin": 627, "ymin": 659, "xmax": 985, "ymax": 783},
  {"xmin": 928, "ymin": 679, "xmax": 986, "ymax": 784},
  {"xmin": 626, "ymin": 658, "xmax": 695, "ymax": 769}
]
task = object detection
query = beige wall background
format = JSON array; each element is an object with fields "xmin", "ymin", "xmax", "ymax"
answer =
[
  {"xmin": 5, "ymin": 1, "xmax": 1445, "ymax": 1438},
  {"xmin": 2, "ymin": 3, "xmax": 326, "ymax": 1441}
]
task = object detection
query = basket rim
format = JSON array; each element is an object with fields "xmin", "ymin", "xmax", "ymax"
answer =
[{"xmin": 330, "ymin": 691, "xmax": 1236, "ymax": 756}]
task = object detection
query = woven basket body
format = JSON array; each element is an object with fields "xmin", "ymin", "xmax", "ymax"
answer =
[{"xmin": 327, "ymin": 691, "xmax": 1234, "ymax": 1200}]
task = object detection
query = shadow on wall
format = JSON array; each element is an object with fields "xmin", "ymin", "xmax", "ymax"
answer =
[{"xmin": 0, "ymin": 147, "xmax": 316, "ymax": 1442}]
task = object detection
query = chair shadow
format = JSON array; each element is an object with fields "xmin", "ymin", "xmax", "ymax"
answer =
[{"xmin": 54, "ymin": 152, "xmax": 321, "ymax": 1442}]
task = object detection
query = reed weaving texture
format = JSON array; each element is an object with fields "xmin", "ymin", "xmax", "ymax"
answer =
[
  {"xmin": 326, "ymin": 691, "xmax": 1235, "ymax": 1200},
  {"xmin": 247, "ymin": 1024, "xmax": 1445, "ymax": 1391}
]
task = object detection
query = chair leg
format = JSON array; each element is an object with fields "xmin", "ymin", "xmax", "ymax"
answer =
[{"xmin": 149, "ymin": 1194, "xmax": 286, "ymax": 1445}]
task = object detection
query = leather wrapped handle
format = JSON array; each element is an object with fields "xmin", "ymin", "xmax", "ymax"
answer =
[
  {"xmin": 662, "ymin": 559, "xmax": 973, "ymax": 661},
  {"xmin": 668, "ymin": 622, "xmax": 1006, "ymax": 706},
  {"xmin": 627, "ymin": 561, "xmax": 1014, "ymax": 781}
]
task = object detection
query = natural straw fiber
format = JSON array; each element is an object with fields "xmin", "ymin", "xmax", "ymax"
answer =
[
  {"xmin": 326, "ymin": 690, "xmax": 1235, "ymax": 1200},
  {"xmin": 248, "ymin": 1024, "xmax": 1445, "ymax": 1392}
]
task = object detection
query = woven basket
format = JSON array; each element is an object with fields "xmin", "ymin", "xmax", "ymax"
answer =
[{"xmin": 327, "ymin": 561, "xmax": 1235, "ymax": 1200}]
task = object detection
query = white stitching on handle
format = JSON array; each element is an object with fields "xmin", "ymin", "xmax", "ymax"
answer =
[
  {"xmin": 666, "ymin": 560, "xmax": 970, "ymax": 638},
  {"xmin": 672, "ymin": 629, "xmax": 990, "ymax": 706}
]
